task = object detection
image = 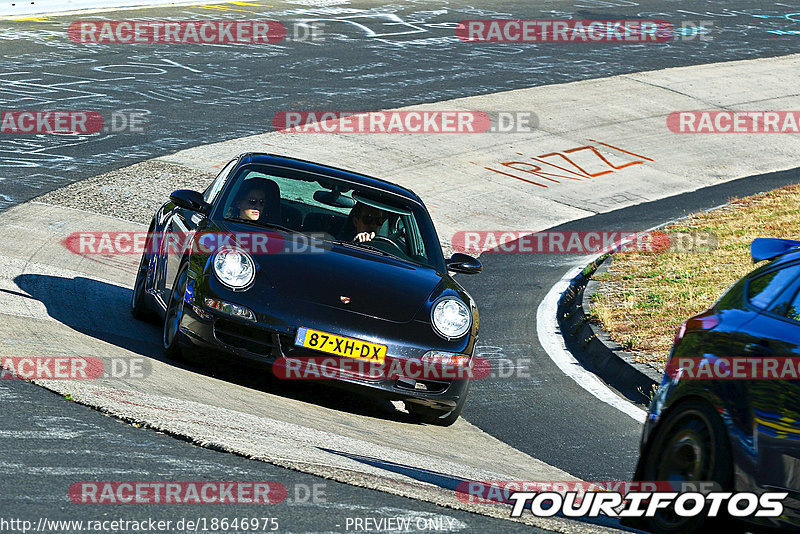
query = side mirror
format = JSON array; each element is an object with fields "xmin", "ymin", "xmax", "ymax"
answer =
[
  {"xmin": 170, "ymin": 189, "xmax": 210, "ymax": 214},
  {"xmin": 447, "ymin": 253, "xmax": 482, "ymax": 274}
]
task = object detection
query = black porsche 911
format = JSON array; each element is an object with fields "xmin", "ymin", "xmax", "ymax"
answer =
[
  {"xmin": 630, "ymin": 238, "xmax": 800, "ymax": 532},
  {"xmin": 130, "ymin": 153, "xmax": 482, "ymax": 425}
]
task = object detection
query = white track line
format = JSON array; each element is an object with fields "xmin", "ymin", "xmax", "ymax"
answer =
[
  {"xmin": 537, "ymin": 264, "xmax": 647, "ymax": 424},
  {"xmin": 535, "ymin": 212, "xmax": 733, "ymax": 423}
]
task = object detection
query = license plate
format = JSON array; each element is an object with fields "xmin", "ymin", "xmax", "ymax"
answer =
[{"xmin": 294, "ymin": 327, "xmax": 387, "ymax": 363}]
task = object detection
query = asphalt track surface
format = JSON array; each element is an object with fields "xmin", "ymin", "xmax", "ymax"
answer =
[
  {"xmin": 2, "ymin": 0, "xmax": 800, "ymax": 531},
  {"xmin": 0, "ymin": 378, "xmax": 548, "ymax": 533},
  {"xmin": 459, "ymin": 166, "xmax": 800, "ymax": 482},
  {"xmin": 2, "ymin": 0, "xmax": 800, "ymax": 206}
]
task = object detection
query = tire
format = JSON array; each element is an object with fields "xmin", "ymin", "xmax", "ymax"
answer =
[
  {"xmin": 163, "ymin": 263, "xmax": 189, "ymax": 360},
  {"xmin": 131, "ymin": 231, "xmax": 157, "ymax": 322},
  {"xmin": 639, "ymin": 400, "xmax": 734, "ymax": 534},
  {"xmin": 407, "ymin": 381, "xmax": 470, "ymax": 427}
]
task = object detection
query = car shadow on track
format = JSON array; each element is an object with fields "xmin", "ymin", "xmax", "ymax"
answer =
[{"xmin": 15, "ymin": 273, "xmax": 417, "ymax": 425}]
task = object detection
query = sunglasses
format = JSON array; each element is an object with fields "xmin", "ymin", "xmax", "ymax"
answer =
[{"xmin": 245, "ymin": 198, "xmax": 265, "ymax": 207}]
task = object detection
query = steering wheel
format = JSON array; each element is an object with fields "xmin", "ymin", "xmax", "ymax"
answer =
[{"xmin": 370, "ymin": 236, "xmax": 407, "ymax": 256}]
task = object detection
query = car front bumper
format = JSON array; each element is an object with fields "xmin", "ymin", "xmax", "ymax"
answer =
[{"xmin": 179, "ymin": 293, "xmax": 472, "ymax": 411}]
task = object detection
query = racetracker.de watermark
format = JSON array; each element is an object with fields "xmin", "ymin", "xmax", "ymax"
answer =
[
  {"xmin": 668, "ymin": 111, "xmax": 800, "ymax": 133},
  {"xmin": 0, "ymin": 110, "xmax": 148, "ymax": 134},
  {"xmin": 69, "ymin": 482, "xmax": 287, "ymax": 504},
  {"xmin": 456, "ymin": 480, "xmax": 722, "ymax": 504},
  {"xmin": 451, "ymin": 230, "xmax": 717, "ymax": 254},
  {"xmin": 68, "ymin": 20, "xmax": 287, "ymax": 43},
  {"xmin": 62, "ymin": 232, "xmax": 329, "ymax": 256},
  {"xmin": 272, "ymin": 355, "xmax": 491, "ymax": 381},
  {"xmin": 272, "ymin": 110, "xmax": 538, "ymax": 134},
  {"xmin": 1, "ymin": 356, "xmax": 150, "ymax": 380},
  {"xmin": 666, "ymin": 356, "xmax": 800, "ymax": 380},
  {"xmin": 457, "ymin": 20, "xmax": 675, "ymax": 42}
]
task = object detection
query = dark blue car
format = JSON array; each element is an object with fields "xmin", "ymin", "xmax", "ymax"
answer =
[
  {"xmin": 130, "ymin": 153, "xmax": 482, "ymax": 426},
  {"xmin": 632, "ymin": 238, "xmax": 800, "ymax": 532}
]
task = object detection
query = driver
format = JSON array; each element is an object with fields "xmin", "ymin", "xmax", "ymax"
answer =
[{"xmin": 349, "ymin": 202, "xmax": 386, "ymax": 243}]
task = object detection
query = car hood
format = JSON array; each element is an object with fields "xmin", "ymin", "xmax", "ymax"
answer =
[
  {"xmin": 263, "ymin": 244, "xmax": 443, "ymax": 323},
  {"xmin": 210, "ymin": 222, "xmax": 444, "ymax": 323}
]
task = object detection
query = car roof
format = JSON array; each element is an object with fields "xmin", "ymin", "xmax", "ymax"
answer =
[{"xmin": 237, "ymin": 153, "xmax": 424, "ymax": 205}]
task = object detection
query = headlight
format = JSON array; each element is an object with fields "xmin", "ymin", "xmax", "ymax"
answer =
[
  {"xmin": 431, "ymin": 297, "xmax": 471, "ymax": 339},
  {"xmin": 212, "ymin": 246, "xmax": 255, "ymax": 289}
]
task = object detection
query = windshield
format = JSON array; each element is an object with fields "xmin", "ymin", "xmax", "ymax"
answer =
[{"xmin": 215, "ymin": 164, "xmax": 444, "ymax": 270}]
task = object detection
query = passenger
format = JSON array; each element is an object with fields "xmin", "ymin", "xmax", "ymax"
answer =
[{"xmin": 232, "ymin": 183, "xmax": 266, "ymax": 221}]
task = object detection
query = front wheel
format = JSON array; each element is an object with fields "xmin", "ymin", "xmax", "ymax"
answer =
[
  {"xmin": 407, "ymin": 381, "xmax": 470, "ymax": 427},
  {"xmin": 163, "ymin": 264, "xmax": 189, "ymax": 360},
  {"xmin": 638, "ymin": 400, "xmax": 734, "ymax": 534},
  {"xmin": 131, "ymin": 244, "xmax": 157, "ymax": 322}
]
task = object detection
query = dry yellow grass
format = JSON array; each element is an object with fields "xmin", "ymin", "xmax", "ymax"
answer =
[{"xmin": 590, "ymin": 184, "xmax": 800, "ymax": 371}]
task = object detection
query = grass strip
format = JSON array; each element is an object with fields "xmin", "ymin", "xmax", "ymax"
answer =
[{"xmin": 590, "ymin": 184, "xmax": 800, "ymax": 371}]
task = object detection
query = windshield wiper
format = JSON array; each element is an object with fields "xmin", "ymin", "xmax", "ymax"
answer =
[
  {"xmin": 333, "ymin": 240, "xmax": 393, "ymax": 257},
  {"xmin": 332, "ymin": 239, "xmax": 432, "ymax": 269}
]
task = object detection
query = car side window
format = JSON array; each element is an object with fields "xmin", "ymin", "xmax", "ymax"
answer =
[
  {"xmin": 203, "ymin": 159, "xmax": 237, "ymax": 204},
  {"xmin": 747, "ymin": 263, "xmax": 800, "ymax": 310},
  {"xmin": 781, "ymin": 289, "xmax": 800, "ymax": 322},
  {"xmin": 768, "ymin": 271, "xmax": 800, "ymax": 317},
  {"xmin": 393, "ymin": 217, "xmax": 409, "ymax": 247},
  {"xmin": 401, "ymin": 213, "xmax": 426, "ymax": 259}
]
